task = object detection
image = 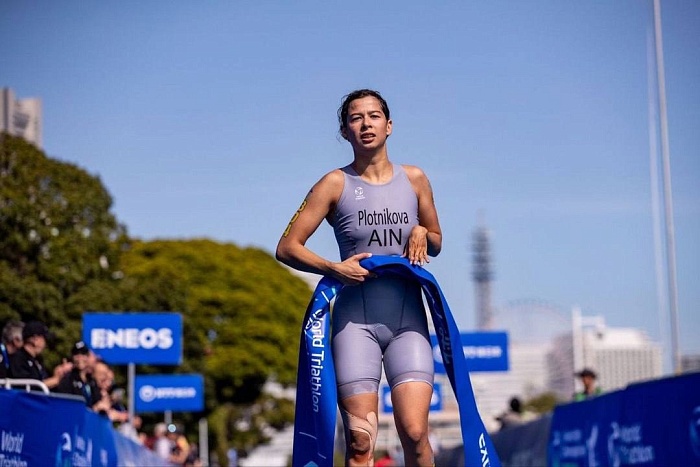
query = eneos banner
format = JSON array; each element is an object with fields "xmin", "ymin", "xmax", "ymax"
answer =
[{"xmin": 82, "ymin": 312, "xmax": 183, "ymax": 364}]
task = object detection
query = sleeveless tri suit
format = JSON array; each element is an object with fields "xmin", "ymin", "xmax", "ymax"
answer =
[
  {"xmin": 292, "ymin": 163, "xmax": 502, "ymax": 467},
  {"xmin": 329, "ymin": 163, "xmax": 434, "ymax": 399}
]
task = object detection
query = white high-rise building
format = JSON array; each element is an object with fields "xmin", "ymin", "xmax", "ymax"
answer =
[
  {"xmin": 1, "ymin": 87, "xmax": 42, "ymax": 148},
  {"xmin": 547, "ymin": 318, "xmax": 663, "ymax": 398},
  {"xmin": 583, "ymin": 327, "xmax": 663, "ymax": 391}
]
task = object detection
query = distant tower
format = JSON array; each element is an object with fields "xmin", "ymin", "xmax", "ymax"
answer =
[{"xmin": 472, "ymin": 220, "xmax": 494, "ymax": 330}]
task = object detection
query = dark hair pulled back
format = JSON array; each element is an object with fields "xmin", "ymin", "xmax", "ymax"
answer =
[{"xmin": 337, "ymin": 89, "xmax": 391, "ymax": 132}]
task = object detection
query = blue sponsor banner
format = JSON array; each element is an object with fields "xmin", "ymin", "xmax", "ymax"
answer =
[
  {"xmin": 548, "ymin": 372, "xmax": 700, "ymax": 466},
  {"xmin": 135, "ymin": 374, "xmax": 204, "ymax": 413},
  {"xmin": 381, "ymin": 383, "xmax": 442, "ymax": 414},
  {"xmin": 83, "ymin": 312, "xmax": 182, "ymax": 364},
  {"xmin": 431, "ymin": 331, "xmax": 509, "ymax": 373},
  {"xmin": 0, "ymin": 390, "xmax": 118, "ymax": 466}
]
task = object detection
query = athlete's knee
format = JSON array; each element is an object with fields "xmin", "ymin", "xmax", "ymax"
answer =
[
  {"xmin": 398, "ymin": 419, "xmax": 430, "ymax": 446},
  {"xmin": 344, "ymin": 411, "xmax": 378, "ymax": 457}
]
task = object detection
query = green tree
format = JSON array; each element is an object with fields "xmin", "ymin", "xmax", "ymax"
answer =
[
  {"xmin": 0, "ymin": 133, "xmax": 127, "ymax": 362},
  {"xmin": 120, "ymin": 239, "xmax": 312, "ymax": 460},
  {"xmin": 0, "ymin": 134, "xmax": 314, "ymax": 459},
  {"xmin": 524, "ymin": 391, "xmax": 562, "ymax": 414}
]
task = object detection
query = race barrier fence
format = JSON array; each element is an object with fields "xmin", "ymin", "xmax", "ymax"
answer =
[
  {"xmin": 0, "ymin": 388, "xmax": 167, "ymax": 467},
  {"xmin": 437, "ymin": 372, "xmax": 700, "ymax": 466}
]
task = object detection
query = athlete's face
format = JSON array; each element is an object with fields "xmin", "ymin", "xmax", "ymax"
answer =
[{"xmin": 342, "ymin": 96, "xmax": 392, "ymax": 152}]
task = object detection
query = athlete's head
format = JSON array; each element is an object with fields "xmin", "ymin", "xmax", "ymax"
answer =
[{"xmin": 338, "ymin": 89, "xmax": 391, "ymax": 134}]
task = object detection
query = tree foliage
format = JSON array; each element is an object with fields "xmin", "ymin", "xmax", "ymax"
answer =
[
  {"xmin": 524, "ymin": 391, "xmax": 562, "ymax": 414},
  {"xmin": 120, "ymin": 239, "xmax": 311, "ymax": 398},
  {"xmin": 1, "ymin": 133, "xmax": 314, "ymax": 457},
  {"xmin": 0, "ymin": 133, "xmax": 127, "ymax": 362}
]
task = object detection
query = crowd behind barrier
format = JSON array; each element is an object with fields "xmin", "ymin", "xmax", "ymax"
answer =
[
  {"xmin": 436, "ymin": 372, "xmax": 700, "ymax": 466},
  {"xmin": 1, "ymin": 319, "xmax": 201, "ymax": 466}
]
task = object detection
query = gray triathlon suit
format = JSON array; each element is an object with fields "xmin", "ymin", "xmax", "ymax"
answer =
[{"xmin": 329, "ymin": 163, "xmax": 434, "ymax": 399}]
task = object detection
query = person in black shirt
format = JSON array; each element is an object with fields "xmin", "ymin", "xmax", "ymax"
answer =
[
  {"xmin": 0, "ymin": 320, "xmax": 24, "ymax": 378},
  {"xmin": 9, "ymin": 320, "xmax": 71, "ymax": 389},
  {"xmin": 54, "ymin": 341, "xmax": 97, "ymax": 404}
]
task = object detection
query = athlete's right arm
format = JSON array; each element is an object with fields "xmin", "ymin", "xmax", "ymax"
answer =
[{"xmin": 275, "ymin": 171, "xmax": 373, "ymax": 285}]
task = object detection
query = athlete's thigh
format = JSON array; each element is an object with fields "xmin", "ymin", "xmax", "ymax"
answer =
[
  {"xmin": 332, "ymin": 321, "xmax": 383, "ymax": 398},
  {"xmin": 390, "ymin": 381, "xmax": 432, "ymax": 430},
  {"xmin": 383, "ymin": 329, "xmax": 434, "ymax": 388}
]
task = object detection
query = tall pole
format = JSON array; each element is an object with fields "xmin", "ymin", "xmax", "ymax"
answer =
[
  {"xmin": 647, "ymin": 26, "xmax": 670, "ymax": 374},
  {"xmin": 653, "ymin": 0, "xmax": 682, "ymax": 373},
  {"xmin": 571, "ymin": 306, "xmax": 583, "ymax": 392},
  {"xmin": 128, "ymin": 363, "xmax": 135, "ymax": 425}
]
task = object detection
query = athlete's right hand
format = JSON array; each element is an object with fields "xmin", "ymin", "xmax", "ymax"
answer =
[{"xmin": 331, "ymin": 252, "xmax": 376, "ymax": 285}]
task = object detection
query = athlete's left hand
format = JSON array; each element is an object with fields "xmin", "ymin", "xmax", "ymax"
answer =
[{"xmin": 402, "ymin": 225, "xmax": 429, "ymax": 266}]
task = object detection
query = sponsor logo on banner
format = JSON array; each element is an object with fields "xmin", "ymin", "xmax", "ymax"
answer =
[
  {"xmin": 83, "ymin": 312, "xmax": 182, "ymax": 364},
  {"xmin": 431, "ymin": 331, "xmax": 509, "ymax": 373},
  {"xmin": 607, "ymin": 422, "xmax": 655, "ymax": 466},
  {"xmin": 691, "ymin": 406, "xmax": 700, "ymax": 459},
  {"xmin": 135, "ymin": 374, "xmax": 204, "ymax": 413},
  {"xmin": 381, "ymin": 383, "xmax": 442, "ymax": 414}
]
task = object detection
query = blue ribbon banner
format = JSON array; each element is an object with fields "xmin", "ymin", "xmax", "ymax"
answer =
[
  {"xmin": 293, "ymin": 255, "xmax": 501, "ymax": 467},
  {"xmin": 82, "ymin": 312, "xmax": 183, "ymax": 365},
  {"xmin": 431, "ymin": 331, "xmax": 509, "ymax": 374},
  {"xmin": 135, "ymin": 373, "xmax": 204, "ymax": 413}
]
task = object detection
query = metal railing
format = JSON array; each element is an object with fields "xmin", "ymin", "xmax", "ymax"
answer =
[{"xmin": 0, "ymin": 378, "xmax": 50, "ymax": 394}]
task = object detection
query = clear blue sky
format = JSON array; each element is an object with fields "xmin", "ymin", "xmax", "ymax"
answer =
[{"xmin": 2, "ymin": 2, "xmax": 698, "ymax": 366}]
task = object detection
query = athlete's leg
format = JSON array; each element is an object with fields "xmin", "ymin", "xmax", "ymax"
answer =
[
  {"xmin": 383, "ymin": 327, "xmax": 434, "ymax": 467},
  {"xmin": 339, "ymin": 392, "xmax": 380, "ymax": 467},
  {"xmin": 391, "ymin": 381, "xmax": 434, "ymax": 467}
]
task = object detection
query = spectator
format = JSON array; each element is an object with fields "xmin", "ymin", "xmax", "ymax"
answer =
[
  {"xmin": 110, "ymin": 387, "xmax": 128, "ymax": 413},
  {"xmin": 166, "ymin": 423, "xmax": 191, "ymax": 465},
  {"xmin": 153, "ymin": 423, "xmax": 173, "ymax": 461},
  {"xmin": 118, "ymin": 415, "xmax": 144, "ymax": 444},
  {"xmin": 498, "ymin": 396, "xmax": 538, "ymax": 431},
  {"xmin": 9, "ymin": 320, "xmax": 71, "ymax": 389},
  {"xmin": 54, "ymin": 341, "xmax": 97, "ymax": 404},
  {"xmin": 0, "ymin": 320, "xmax": 24, "ymax": 378},
  {"xmin": 573, "ymin": 368, "xmax": 603, "ymax": 401},
  {"xmin": 496, "ymin": 397, "xmax": 527, "ymax": 431},
  {"xmin": 91, "ymin": 361, "xmax": 127, "ymax": 422}
]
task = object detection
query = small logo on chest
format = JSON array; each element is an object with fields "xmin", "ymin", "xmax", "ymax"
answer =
[{"xmin": 354, "ymin": 187, "xmax": 365, "ymax": 200}]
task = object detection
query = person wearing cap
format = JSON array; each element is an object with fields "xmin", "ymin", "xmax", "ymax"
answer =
[
  {"xmin": 0, "ymin": 320, "xmax": 24, "ymax": 378},
  {"xmin": 54, "ymin": 341, "xmax": 98, "ymax": 405},
  {"xmin": 9, "ymin": 320, "xmax": 72, "ymax": 389},
  {"xmin": 573, "ymin": 368, "xmax": 603, "ymax": 401}
]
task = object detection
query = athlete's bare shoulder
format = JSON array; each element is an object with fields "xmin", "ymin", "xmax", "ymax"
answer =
[
  {"xmin": 401, "ymin": 164, "xmax": 428, "ymax": 182},
  {"xmin": 307, "ymin": 167, "xmax": 345, "ymax": 204}
]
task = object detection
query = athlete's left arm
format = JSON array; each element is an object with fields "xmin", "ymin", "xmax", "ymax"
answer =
[{"xmin": 404, "ymin": 165, "xmax": 443, "ymax": 264}]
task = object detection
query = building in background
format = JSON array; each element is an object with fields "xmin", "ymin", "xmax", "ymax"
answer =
[
  {"xmin": 548, "ymin": 320, "xmax": 663, "ymax": 399},
  {"xmin": 1, "ymin": 87, "xmax": 42, "ymax": 148},
  {"xmin": 470, "ymin": 341, "xmax": 551, "ymax": 432},
  {"xmin": 472, "ymin": 222, "xmax": 494, "ymax": 330},
  {"xmin": 680, "ymin": 354, "xmax": 700, "ymax": 374}
]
